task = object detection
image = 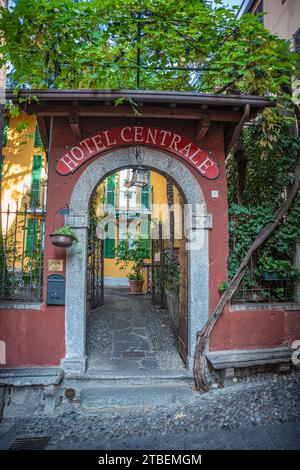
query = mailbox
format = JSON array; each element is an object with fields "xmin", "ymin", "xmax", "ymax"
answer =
[{"xmin": 46, "ymin": 274, "xmax": 65, "ymax": 305}]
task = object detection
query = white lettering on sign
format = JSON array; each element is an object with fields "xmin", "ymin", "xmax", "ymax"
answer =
[
  {"xmin": 71, "ymin": 146, "xmax": 85, "ymax": 161},
  {"xmin": 56, "ymin": 126, "xmax": 220, "ymax": 179}
]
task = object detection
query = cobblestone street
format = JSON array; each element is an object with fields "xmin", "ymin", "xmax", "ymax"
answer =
[{"xmin": 0, "ymin": 371, "xmax": 299, "ymax": 450}]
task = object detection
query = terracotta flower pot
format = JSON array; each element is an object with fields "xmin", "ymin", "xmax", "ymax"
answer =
[
  {"xmin": 129, "ymin": 279, "xmax": 144, "ymax": 295},
  {"xmin": 50, "ymin": 233, "xmax": 76, "ymax": 248}
]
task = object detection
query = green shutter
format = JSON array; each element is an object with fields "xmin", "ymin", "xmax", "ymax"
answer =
[
  {"xmin": 34, "ymin": 125, "xmax": 43, "ymax": 148},
  {"xmin": 26, "ymin": 218, "xmax": 37, "ymax": 256},
  {"xmin": 104, "ymin": 223, "xmax": 115, "ymax": 258},
  {"xmin": 106, "ymin": 175, "xmax": 116, "ymax": 208},
  {"xmin": 141, "ymin": 216, "xmax": 151, "ymax": 252},
  {"xmin": 141, "ymin": 173, "xmax": 150, "ymax": 209},
  {"xmin": 30, "ymin": 155, "xmax": 43, "ymax": 208},
  {"xmin": 2, "ymin": 117, "xmax": 8, "ymax": 147}
]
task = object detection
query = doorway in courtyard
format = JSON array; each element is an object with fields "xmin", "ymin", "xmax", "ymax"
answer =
[{"xmin": 86, "ymin": 166, "xmax": 188, "ymax": 376}]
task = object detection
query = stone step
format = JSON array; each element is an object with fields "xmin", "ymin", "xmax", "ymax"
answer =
[
  {"xmin": 62, "ymin": 372, "xmax": 193, "ymax": 392},
  {"xmin": 80, "ymin": 383, "xmax": 196, "ymax": 412}
]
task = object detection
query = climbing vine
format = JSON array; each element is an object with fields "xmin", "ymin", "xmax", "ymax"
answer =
[
  {"xmin": 227, "ymin": 117, "xmax": 300, "ymax": 294},
  {"xmin": 0, "ymin": 0, "xmax": 298, "ymax": 96}
]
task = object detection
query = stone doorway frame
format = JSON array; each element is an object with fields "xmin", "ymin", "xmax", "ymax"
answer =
[{"xmin": 61, "ymin": 147, "xmax": 211, "ymax": 375}]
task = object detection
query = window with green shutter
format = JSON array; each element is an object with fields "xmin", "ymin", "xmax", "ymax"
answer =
[
  {"xmin": 26, "ymin": 218, "xmax": 38, "ymax": 256},
  {"xmin": 34, "ymin": 125, "xmax": 43, "ymax": 148},
  {"xmin": 141, "ymin": 173, "xmax": 150, "ymax": 209},
  {"xmin": 2, "ymin": 117, "xmax": 9, "ymax": 147},
  {"xmin": 104, "ymin": 222, "xmax": 115, "ymax": 258},
  {"xmin": 30, "ymin": 155, "xmax": 43, "ymax": 208},
  {"xmin": 106, "ymin": 174, "xmax": 116, "ymax": 208},
  {"xmin": 139, "ymin": 215, "xmax": 151, "ymax": 251}
]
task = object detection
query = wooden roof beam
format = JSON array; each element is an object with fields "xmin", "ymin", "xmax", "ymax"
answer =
[{"xmin": 30, "ymin": 105, "xmax": 244, "ymax": 122}]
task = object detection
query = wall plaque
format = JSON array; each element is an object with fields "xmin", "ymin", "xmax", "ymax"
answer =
[{"xmin": 48, "ymin": 259, "xmax": 64, "ymax": 272}]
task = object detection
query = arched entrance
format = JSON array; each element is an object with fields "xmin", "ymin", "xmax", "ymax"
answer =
[{"xmin": 61, "ymin": 147, "xmax": 210, "ymax": 375}]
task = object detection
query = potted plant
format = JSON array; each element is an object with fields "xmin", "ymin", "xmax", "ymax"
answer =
[
  {"xmin": 50, "ymin": 224, "xmax": 79, "ymax": 248},
  {"xmin": 257, "ymin": 255, "xmax": 300, "ymax": 281},
  {"xmin": 115, "ymin": 238, "xmax": 150, "ymax": 294}
]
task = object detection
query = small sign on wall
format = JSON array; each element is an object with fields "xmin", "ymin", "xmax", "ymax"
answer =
[{"xmin": 48, "ymin": 259, "xmax": 64, "ymax": 272}]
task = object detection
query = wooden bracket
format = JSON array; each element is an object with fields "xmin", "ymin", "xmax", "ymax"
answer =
[
  {"xmin": 196, "ymin": 115, "xmax": 211, "ymax": 143},
  {"xmin": 36, "ymin": 115, "xmax": 49, "ymax": 150},
  {"xmin": 68, "ymin": 109, "xmax": 82, "ymax": 139}
]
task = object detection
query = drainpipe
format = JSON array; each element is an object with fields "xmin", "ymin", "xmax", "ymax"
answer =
[
  {"xmin": 225, "ymin": 103, "xmax": 251, "ymax": 165},
  {"xmin": 294, "ymin": 238, "xmax": 300, "ymax": 304}
]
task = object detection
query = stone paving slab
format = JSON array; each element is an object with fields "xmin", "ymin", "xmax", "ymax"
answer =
[{"xmin": 86, "ymin": 287, "xmax": 185, "ymax": 374}]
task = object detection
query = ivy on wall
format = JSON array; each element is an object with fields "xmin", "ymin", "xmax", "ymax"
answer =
[{"xmin": 227, "ymin": 116, "xmax": 300, "ymax": 286}]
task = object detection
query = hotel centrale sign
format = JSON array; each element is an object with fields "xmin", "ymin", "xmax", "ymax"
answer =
[{"xmin": 56, "ymin": 126, "xmax": 219, "ymax": 180}]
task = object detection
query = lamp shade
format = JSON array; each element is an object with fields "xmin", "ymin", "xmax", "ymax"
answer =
[{"xmin": 130, "ymin": 167, "xmax": 149, "ymax": 187}]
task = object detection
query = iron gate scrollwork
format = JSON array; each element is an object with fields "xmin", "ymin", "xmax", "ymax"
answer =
[{"xmin": 87, "ymin": 220, "xmax": 104, "ymax": 309}]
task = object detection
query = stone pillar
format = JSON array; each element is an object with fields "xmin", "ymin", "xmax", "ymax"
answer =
[
  {"xmin": 61, "ymin": 214, "xmax": 89, "ymax": 376},
  {"xmin": 294, "ymin": 238, "xmax": 300, "ymax": 304}
]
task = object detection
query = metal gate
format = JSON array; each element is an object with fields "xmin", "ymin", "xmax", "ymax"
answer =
[
  {"xmin": 87, "ymin": 220, "xmax": 104, "ymax": 309},
  {"xmin": 151, "ymin": 219, "xmax": 188, "ymax": 364},
  {"xmin": 151, "ymin": 221, "xmax": 166, "ymax": 307}
]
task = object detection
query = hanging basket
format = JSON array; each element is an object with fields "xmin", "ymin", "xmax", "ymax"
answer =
[{"xmin": 50, "ymin": 233, "xmax": 76, "ymax": 248}]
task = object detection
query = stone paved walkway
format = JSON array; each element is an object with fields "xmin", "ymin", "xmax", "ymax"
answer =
[{"xmin": 86, "ymin": 287, "xmax": 185, "ymax": 374}]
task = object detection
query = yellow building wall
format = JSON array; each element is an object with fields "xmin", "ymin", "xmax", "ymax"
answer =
[
  {"xmin": 103, "ymin": 170, "xmax": 182, "ymax": 292},
  {"xmin": 1, "ymin": 114, "xmax": 47, "ymax": 269},
  {"xmin": 2, "ymin": 113, "xmax": 46, "ymax": 219}
]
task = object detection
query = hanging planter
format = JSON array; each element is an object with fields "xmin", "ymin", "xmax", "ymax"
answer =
[
  {"xmin": 50, "ymin": 224, "xmax": 78, "ymax": 248},
  {"xmin": 262, "ymin": 271, "xmax": 280, "ymax": 281}
]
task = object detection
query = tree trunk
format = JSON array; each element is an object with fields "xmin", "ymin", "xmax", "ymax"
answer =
[{"xmin": 194, "ymin": 147, "xmax": 300, "ymax": 391}]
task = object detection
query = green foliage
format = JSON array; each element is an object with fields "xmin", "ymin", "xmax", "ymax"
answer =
[
  {"xmin": 255, "ymin": 255, "xmax": 300, "ymax": 280},
  {"xmin": 115, "ymin": 238, "xmax": 149, "ymax": 280},
  {"xmin": 219, "ymin": 281, "xmax": 228, "ymax": 294},
  {"xmin": 53, "ymin": 224, "xmax": 78, "ymax": 242},
  {"xmin": 0, "ymin": 0, "xmax": 298, "ymax": 97}
]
